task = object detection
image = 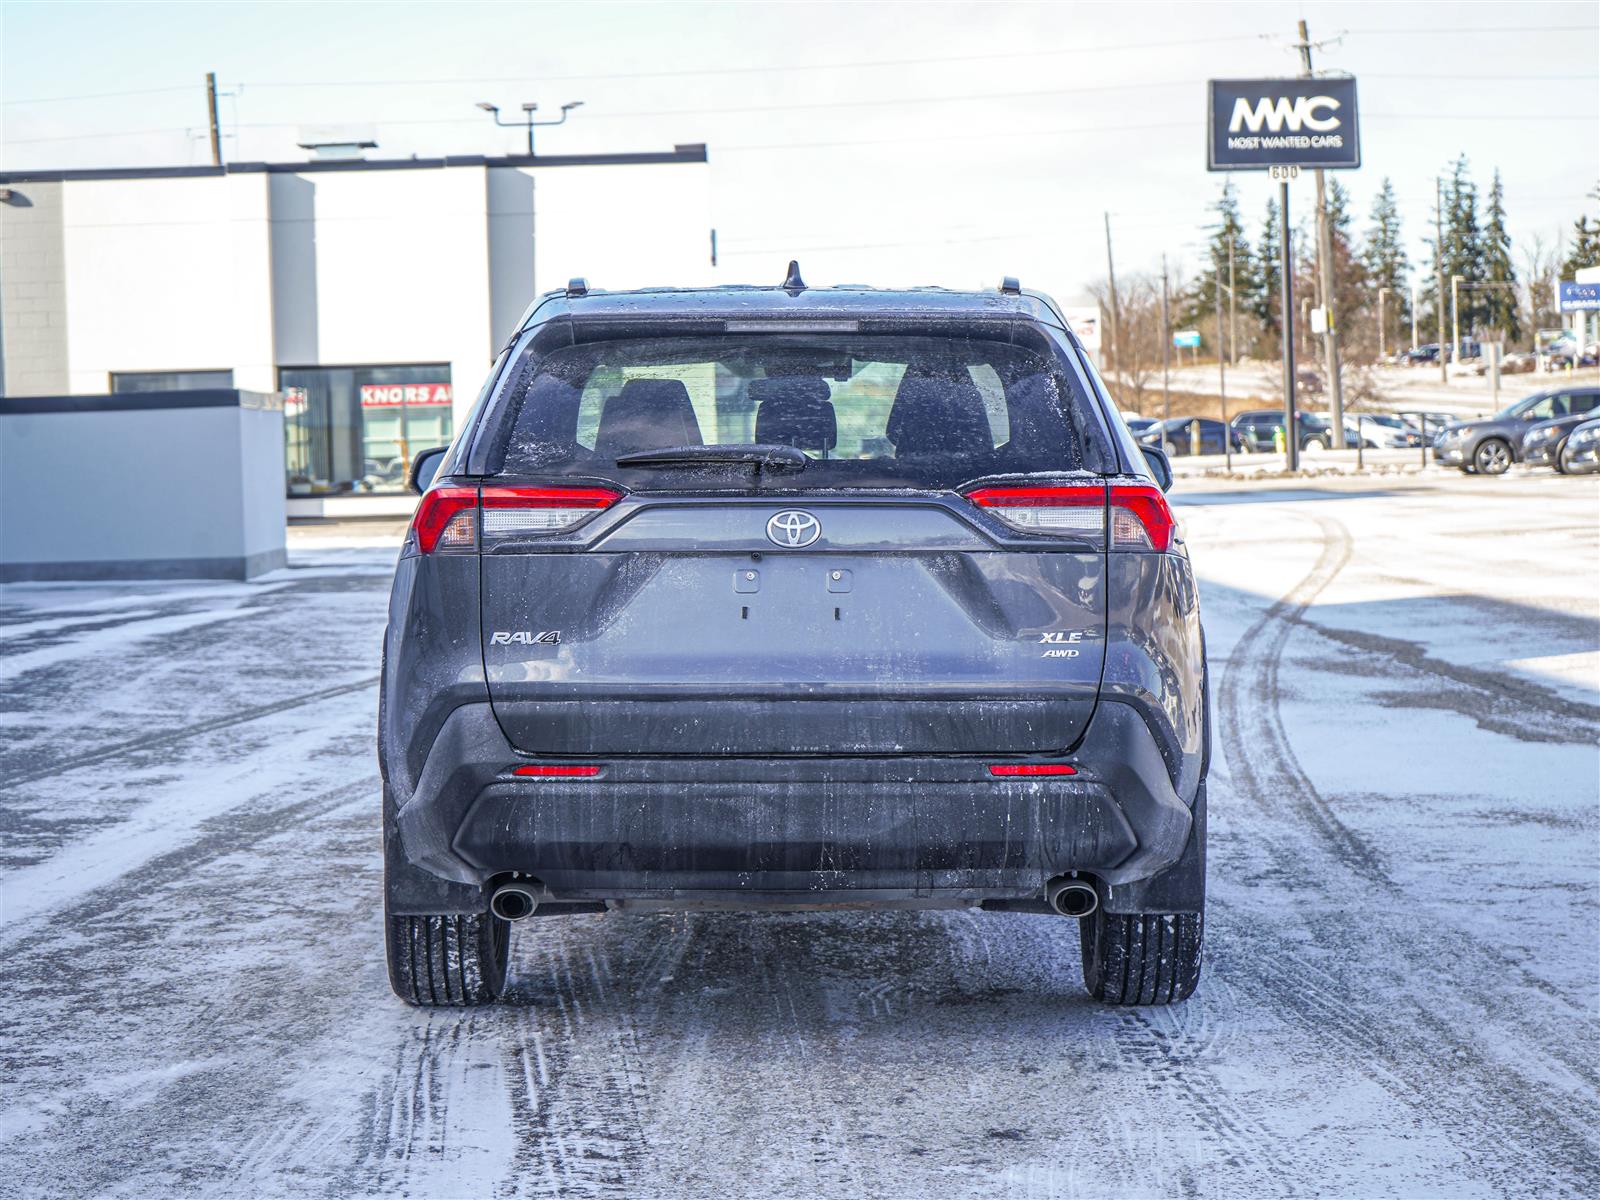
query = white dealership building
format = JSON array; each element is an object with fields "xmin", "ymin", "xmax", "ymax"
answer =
[{"xmin": 0, "ymin": 145, "xmax": 710, "ymax": 513}]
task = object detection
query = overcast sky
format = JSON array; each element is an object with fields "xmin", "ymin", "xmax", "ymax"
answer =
[{"xmin": 3, "ymin": 1, "xmax": 1596, "ymax": 301}]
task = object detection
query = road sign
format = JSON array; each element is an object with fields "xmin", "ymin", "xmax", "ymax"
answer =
[
  {"xmin": 1173, "ymin": 329, "xmax": 1201, "ymax": 349},
  {"xmin": 1558, "ymin": 280, "xmax": 1600, "ymax": 312},
  {"xmin": 1207, "ymin": 78, "xmax": 1361, "ymax": 171},
  {"xmin": 1310, "ymin": 306, "xmax": 1328, "ymax": 333}
]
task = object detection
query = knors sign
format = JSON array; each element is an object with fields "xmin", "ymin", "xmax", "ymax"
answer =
[{"xmin": 1207, "ymin": 78, "xmax": 1360, "ymax": 171}]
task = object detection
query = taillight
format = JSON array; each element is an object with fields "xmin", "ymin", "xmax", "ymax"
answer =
[
  {"xmin": 989, "ymin": 763, "xmax": 1077, "ymax": 777},
  {"xmin": 480, "ymin": 486, "xmax": 624, "ymax": 542},
  {"xmin": 1108, "ymin": 484, "xmax": 1176, "ymax": 552},
  {"xmin": 409, "ymin": 485, "xmax": 624, "ymax": 554},
  {"xmin": 410, "ymin": 487, "xmax": 479, "ymax": 554},
  {"xmin": 964, "ymin": 484, "xmax": 1106, "ymax": 538}
]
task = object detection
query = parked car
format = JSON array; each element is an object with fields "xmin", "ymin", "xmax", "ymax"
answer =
[
  {"xmin": 1520, "ymin": 395, "xmax": 1600, "ymax": 471},
  {"xmin": 1138, "ymin": 416, "xmax": 1246, "ymax": 456},
  {"xmin": 382, "ymin": 273, "xmax": 1208, "ymax": 1007},
  {"xmin": 1122, "ymin": 415, "xmax": 1160, "ymax": 436},
  {"xmin": 1341, "ymin": 412, "xmax": 1420, "ymax": 448},
  {"xmin": 1401, "ymin": 344, "xmax": 1442, "ymax": 366},
  {"xmin": 1433, "ymin": 387, "xmax": 1600, "ymax": 475},
  {"xmin": 1557, "ymin": 416, "xmax": 1600, "ymax": 474},
  {"xmin": 1230, "ymin": 408, "xmax": 1329, "ymax": 453}
]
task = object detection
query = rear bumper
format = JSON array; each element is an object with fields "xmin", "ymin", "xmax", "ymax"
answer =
[{"xmin": 389, "ymin": 699, "xmax": 1201, "ymax": 915}]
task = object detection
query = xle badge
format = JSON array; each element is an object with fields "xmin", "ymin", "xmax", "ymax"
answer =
[{"xmin": 1040, "ymin": 630, "xmax": 1082, "ymax": 659}]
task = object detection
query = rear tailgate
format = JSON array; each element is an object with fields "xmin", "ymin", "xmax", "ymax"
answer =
[{"xmin": 479, "ymin": 494, "xmax": 1105, "ymax": 756}]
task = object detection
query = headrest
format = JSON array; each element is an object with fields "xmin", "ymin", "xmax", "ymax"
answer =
[
  {"xmin": 593, "ymin": 378, "xmax": 703, "ymax": 460},
  {"xmin": 887, "ymin": 374, "xmax": 994, "ymax": 456},
  {"xmin": 752, "ymin": 377, "xmax": 837, "ymax": 450}
]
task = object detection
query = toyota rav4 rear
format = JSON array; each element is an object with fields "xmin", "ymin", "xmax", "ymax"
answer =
[{"xmin": 379, "ymin": 272, "xmax": 1207, "ymax": 1007}]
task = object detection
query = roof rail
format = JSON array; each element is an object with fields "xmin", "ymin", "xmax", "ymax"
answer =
[
  {"xmin": 566, "ymin": 277, "xmax": 589, "ymax": 298},
  {"xmin": 998, "ymin": 276, "xmax": 1022, "ymax": 295}
]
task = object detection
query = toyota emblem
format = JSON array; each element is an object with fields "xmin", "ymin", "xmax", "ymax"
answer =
[{"xmin": 766, "ymin": 510, "xmax": 821, "ymax": 548}]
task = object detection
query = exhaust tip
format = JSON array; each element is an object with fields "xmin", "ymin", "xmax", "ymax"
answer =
[
  {"xmin": 490, "ymin": 883, "xmax": 539, "ymax": 922},
  {"xmin": 1046, "ymin": 877, "xmax": 1099, "ymax": 919}
]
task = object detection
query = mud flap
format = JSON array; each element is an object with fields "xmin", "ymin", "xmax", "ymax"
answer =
[
  {"xmin": 1100, "ymin": 780, "xmax": 1206, "ymax": 915},
  {"xmin": 383, "ymin": 784, "xmax": 489, "ymax": 916}
]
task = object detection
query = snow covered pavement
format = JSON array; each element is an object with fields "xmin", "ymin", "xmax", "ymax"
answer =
[{"xmin": 2, "ymin": 471, "xmax": 1597, "ymax": 1198}]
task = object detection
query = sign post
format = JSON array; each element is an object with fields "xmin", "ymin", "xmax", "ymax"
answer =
[{"xmin": 1208, "ymin": 77, "xmax": 1361, "ymax": 471}]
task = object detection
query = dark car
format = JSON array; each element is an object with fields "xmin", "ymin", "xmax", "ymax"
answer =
[
  {"xmin": 1402, "ymin": 343, "xmax": 1442, "ymax": 366},
  {"xmin": 1123, "ymin": 415, "xmax": 1160, "ymax": 436},
  {"xmin": 1138, "ymin": 416, "xmax": 1245, "ymax": 456},
  {"xmin": 1434, "ymin": 387, "xmax": 1600, "ymax": 474},
  {"xmin": 380, "ymin": 271, "xmax": 1207, "ymax": 1008},
  {"xmin": 1230, "ymin": 408, "xmax": 1331, "ymax": 453},
  {"xmin": 1558, "ymin": 416, "xmax": 1600, "ymax": 474},
  {"xmin": 1522, "ymin": 400, "xmax": 1600, "ymax": 471}
]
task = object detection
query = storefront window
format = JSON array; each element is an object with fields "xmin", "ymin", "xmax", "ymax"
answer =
[{"xmin": 279, "ymin": 364, "xmax": 453, "ymax": 495}]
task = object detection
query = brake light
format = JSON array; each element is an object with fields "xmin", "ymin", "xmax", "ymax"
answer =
[
  {"xmin": 511, "ymin": 764, "xmax": 602, "ymax": 777},
  {"xmin": 410, "ymin": 487, "xmax": 479, "ymax": 554},
  {"xmin": 1108, "ymin": 484, "xmax": 1176, "ymax": 552},
  {"xmin": 989, "ymin": 764, "xmax": 1077, "ymax": 776},
  {"xmin": 480, "ymin": 486, "xmax": 624, "ymax": 539},
  {"xmin": 965, "ymin": 485, "xmax": 1106, "ymax": 537},
  {"xmin": 410, "ymin": 485, "xmax": 624, "ymax": 554}
]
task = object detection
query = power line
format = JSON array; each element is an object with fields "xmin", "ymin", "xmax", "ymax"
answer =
[{"xmin": 0, "ymin": 84, "xmax": 197, "ymax": 107}]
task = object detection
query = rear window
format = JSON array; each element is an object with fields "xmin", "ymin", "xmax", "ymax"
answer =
[{"xmin": 488, "ymin": 334, "xmax": 1102, "ymax": 489}]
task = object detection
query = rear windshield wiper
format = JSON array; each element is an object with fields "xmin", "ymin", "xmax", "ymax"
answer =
[{"xmin": 613, "ymin": 443, "xmax": 808, "ymax": 471}]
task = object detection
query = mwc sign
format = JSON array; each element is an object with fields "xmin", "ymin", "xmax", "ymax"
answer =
[
  {"xmin": 359, "ymin": 383, "xmax": 453, "ymax": 408},
  {"xmin": 1207, "ymin": 78, "xmax": 1360, "ymax": 171}
]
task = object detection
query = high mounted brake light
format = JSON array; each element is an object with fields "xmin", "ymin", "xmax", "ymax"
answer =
[
  {"xmin": 409, "ymin": 485, "xmax": 624, "ymax": 554},
  {"xmin": 964, "ymin": 484, "xmax": 1106, "ymax": 538}
]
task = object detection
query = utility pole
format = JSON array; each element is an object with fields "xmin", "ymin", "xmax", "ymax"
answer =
[
  {"xmin": 1227, "ymin": 233, "xmax": 1238, "ymax": 364},
  {"xmin": 1435, "ymin": 177, "xmax": 1449, "ymax": 384},
  {"xmin": 1280, "ymin": 180, "xmax": 1299, "ymax": 471},
  {"xmin": 1216, "ymin": 247, "xmax": 1230, "ymax": 470},
  {"xmin": 205, "ymin": 72, "xmax": 222, "ymax": 167},
  {"xmin": 1160, "ymin": 255, "xmax": 1172, "ymax": 435},
  {"xmin": 1410, "ymin": 281, "xmax": 1420, "ymax": 352},
  {"xmin": 1103, "ymin": 212, "xmax": 1121, "ymax": 377},
  {"xmin": 1296, "ymin": 20, "xmax": 1345, "ymax": 447},
  {"xmin": 1377, "ymin": 287, "xmax": 1389, "ymax": 362}
]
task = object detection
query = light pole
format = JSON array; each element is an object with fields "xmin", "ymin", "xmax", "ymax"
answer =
[
  {"xmin": 476, "ymin": 99, "xmax": 584, "ymax": 156},
  {"xmin": 1377, "ymin": 286, "xmax": 1391, "ymax": 363},
  {"xmin": 1450, "ymin": 274, "xmax": 1464, "ymax": 375},
  {"xmin": 1409, "ymin": 281, "xmax": 1419, "ymax": 353}
]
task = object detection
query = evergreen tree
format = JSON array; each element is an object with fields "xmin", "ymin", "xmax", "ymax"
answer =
[
  {"xmin": 1481, "ymin": 169, "xmax": 1521, "ymax": 342},
  {"xmin": 1442, "ymin": 155, "xmax": 1488, "ymax": 342},
  {"xmin": 1178, "ymin": 180, "xmax": 1254, "ymax": 356},
  {"xmin": 1560, "ymin": 182, "xmax": 1600, "ymax": 278},
  {"xmin": 1251, "ymin": 197, "xmax": 1282, "ymax": 347},
  {"xmin": 1324, "ymin": 179, "xmax": 1372, "ymax": 356},
  {"xmin": 1362, "ymin": 177, "xmax": 1410, "ymax": 353}
]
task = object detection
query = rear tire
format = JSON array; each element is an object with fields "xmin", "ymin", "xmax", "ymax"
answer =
[
  {"xmin": 1080, "ymin": 909, "xmax": 1203, "ymax": 1005},
  {"xmin": 386, "ymin": 911, "xmax": 509, "ymax": 1006}
]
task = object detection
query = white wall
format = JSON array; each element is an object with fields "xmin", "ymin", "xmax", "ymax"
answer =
[
  {"xmin": 61, "ymin": 175, "xmax": 276, "ymax": 393},
  {"xmin": 277, "ymin": 166, "xmax": 494, "ymax": 421},
  {"xmin": 0, "ymin": 397, "xmax": 285, "ymax": 578}
]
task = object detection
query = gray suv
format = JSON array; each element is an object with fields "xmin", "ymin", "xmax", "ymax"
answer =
[{"xmin": 380, "ymin": 271, "xmax": 1207, "ymax": 1007}]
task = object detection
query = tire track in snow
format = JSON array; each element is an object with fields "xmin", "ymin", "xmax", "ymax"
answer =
[
  {"xmin": 0, "ymin": 675, "xmax": 379, "ymax": 791},
  {"xmin": 1214, "ymin": 508, "xmax": 1600, "ymax": 1193}
]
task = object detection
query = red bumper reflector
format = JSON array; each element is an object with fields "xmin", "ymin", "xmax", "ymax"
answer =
[
  {"xmin": 511, "ymin": 765, "xmax": 602, "ymax": 778},
  {"xmin": 989, "ymin": 764, "xmax": 1077, "ymax": 777}
]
